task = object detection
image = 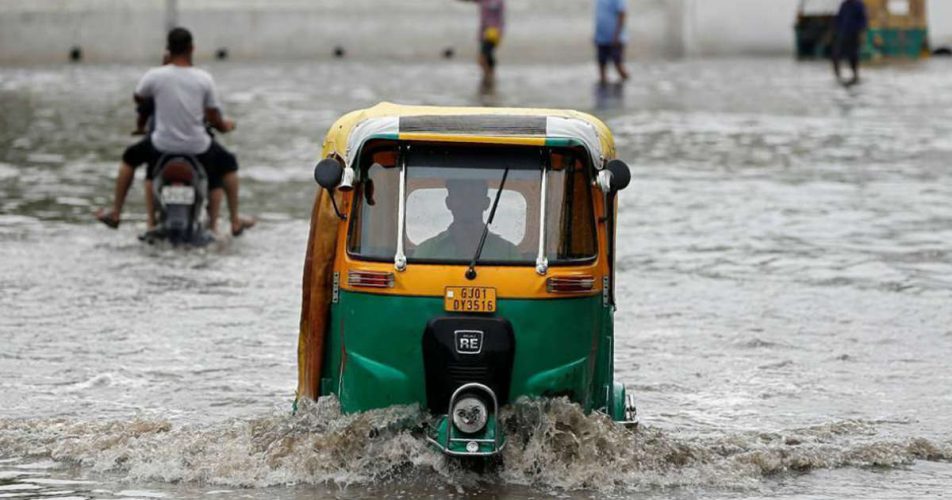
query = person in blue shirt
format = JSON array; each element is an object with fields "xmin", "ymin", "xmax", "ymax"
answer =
[
  {"xmin": 832, "ymin": 0, "xmax": 869, "ymax": 86},
  {"xmin": 594, "ymin": 0, "xmax": 630, "ymax": 85}
]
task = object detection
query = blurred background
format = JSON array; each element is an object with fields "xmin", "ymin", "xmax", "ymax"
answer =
[
  {"xmin": 2, "ymin": 0, "xmax": 951, "ymax": 64},
  {"xmin": 2, "ymin": 1, "xmax": 952, "ymax": 499}
]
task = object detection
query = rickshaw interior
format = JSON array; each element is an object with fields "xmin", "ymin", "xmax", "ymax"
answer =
[{"xmin": 347, "ymin": 141, "xmax": 598, "ymax": 269}]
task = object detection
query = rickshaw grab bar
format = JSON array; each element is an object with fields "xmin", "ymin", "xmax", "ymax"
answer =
[
  {"xmin": 394, "ymin": 146, "xmax": 408, "ymax": 272},
  {"xmin": 535, "ymin": 164, "xmax": 549, "ymax": 276},
  {"xmin": 444, "ymin": 382, "xmax": 501, "ymax": 456}
]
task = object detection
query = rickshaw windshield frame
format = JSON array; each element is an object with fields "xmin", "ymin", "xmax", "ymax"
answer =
[{"xmin": 345, "ymin": 141, "xmax": 599, "ymax": 269}]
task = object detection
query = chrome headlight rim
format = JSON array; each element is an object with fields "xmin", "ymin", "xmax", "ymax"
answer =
[{"xmin": 451, "ymin": 395, "xmax": 489, "ymax": 434}]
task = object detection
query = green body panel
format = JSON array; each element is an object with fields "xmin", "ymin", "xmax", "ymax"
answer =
[
  {"xmin": 321, "ymin": 289, "xmax": 616, "ymax": 416},
  {"xmin": 794, "ymin": 20, "xmax": 928, "ymax": 60},
  {"xmin": 865, "ymin": 28, "xmax": 928, "ymax": 59},
  {"xmin": 430, "ymin": 416, "xmax": 504, "ymax": 455},
  {"xmin": 611, "ymin": 381, "xmax": 626, "ymax": 421}
]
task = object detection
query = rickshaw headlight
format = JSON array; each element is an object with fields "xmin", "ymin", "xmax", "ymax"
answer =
[{"xmin": 452, "ymin": 396, "xmax": 488, "ymax": 434}]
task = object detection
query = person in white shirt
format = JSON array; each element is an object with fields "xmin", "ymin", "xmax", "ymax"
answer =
[{"xmin": 96, "ymin": 27, "xmax": 255, "ymax": 236}]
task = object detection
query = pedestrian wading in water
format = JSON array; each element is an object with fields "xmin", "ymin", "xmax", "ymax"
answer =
[
  {"xmin": 832, "ymin": 0, "xmax": 868, "ymax": 86},
  {"xmin": 460, "ymin": 0, "xmax": 505, "ymax": 92},
  {"xmin": 595, "ymin": 0, "xmax": 630, "ymax": 85}
]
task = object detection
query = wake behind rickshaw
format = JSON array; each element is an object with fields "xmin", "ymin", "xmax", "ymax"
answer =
[{"xmin": 296, "ymin": 102, "xmax": 635, "ymax": 457}]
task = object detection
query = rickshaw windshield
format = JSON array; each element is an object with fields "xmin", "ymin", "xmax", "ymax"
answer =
[{"xmin": 347, "ymin": 145, "xmax": 597, "ymax": 266}]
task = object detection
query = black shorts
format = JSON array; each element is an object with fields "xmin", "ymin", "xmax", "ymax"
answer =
[
  {"xmin": 597, "ymin": 44, "xmax": 624, "ymax": 66},
  {"xmin": 122, "ymin": 136, "xmax": 238, "ymax": 190},
  {"xmin": 833, "ymin": 33, "xmax": 861, "ymax": 62},
  {"xmin": 480, "ymin": 40, "xmax": 497, "ymax": 69}
]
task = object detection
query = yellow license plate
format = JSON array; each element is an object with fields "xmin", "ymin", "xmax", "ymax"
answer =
[{"xmin": 444, "ymin": 286, "xmax": 497, "ymax": 313}]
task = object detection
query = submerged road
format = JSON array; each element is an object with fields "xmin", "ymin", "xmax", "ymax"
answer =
[{"xmin": 1, "ymin": 58, "xmax": 951, "ymax": 498}]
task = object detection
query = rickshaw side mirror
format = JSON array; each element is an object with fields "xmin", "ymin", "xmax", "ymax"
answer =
[
  {"xmin": 314, "ymin": 158, "xmax": 344, "ymax": 191},
  {"xmin": 605, "ymin": 159, "xmax": 631, "ymax": 192}
]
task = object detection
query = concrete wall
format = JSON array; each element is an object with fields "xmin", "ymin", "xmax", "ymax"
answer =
[
  {"xmin": 0, "ymin": 0, "xmax": 683, "ymax": 64},
  {"xmin": 0, "ymin": 0, "xmax": 950, "ymax": 64},
  {"xmin": 929, "ymin": 0, "xmax": 952, "ymax": 47},
  {"xmin": 683, "ymin": 0, "xmax": 800, "ymax": 56},
  {"xmin": 0, "ymin": 0, "xmax": 169, "ymax": 63}
]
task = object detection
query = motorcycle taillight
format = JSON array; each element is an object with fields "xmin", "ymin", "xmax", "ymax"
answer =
[{"xmin": 162, "ymin": 161, "xmax": 194, "ymax": 184}]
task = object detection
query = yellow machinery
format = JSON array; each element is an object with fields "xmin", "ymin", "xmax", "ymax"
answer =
[{"xmin": 795, "ymin": 0, "xmax": 929, "ymax": 60}]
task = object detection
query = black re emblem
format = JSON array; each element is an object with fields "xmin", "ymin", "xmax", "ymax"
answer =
[{"xmin": 455, "ymin": 330, "xmax": 483, "ymax": 354}]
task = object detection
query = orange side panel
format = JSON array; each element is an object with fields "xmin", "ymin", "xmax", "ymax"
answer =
[{"xmin": 296, "ymin": 189, "xmax": 342, "ymax": 402}]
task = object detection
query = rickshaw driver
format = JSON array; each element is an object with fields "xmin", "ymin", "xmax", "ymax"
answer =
[{"xmin": 414, "ymin": 179, "xmax": 520, "ymax": 261}]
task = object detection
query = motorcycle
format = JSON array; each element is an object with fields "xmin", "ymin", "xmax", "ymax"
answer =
[{"xmin": 139, "ymin": 154, "xmax": 214, "ymax": 246}]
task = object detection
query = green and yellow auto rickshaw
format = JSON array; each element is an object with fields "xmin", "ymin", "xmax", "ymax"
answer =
[
  {"xmin": 795, "ymin": 0, "xmax": 930, "ymax": 60},
  {"xmin": 296, "ymin": 102, "xmax": 635, "ymax": 456}
]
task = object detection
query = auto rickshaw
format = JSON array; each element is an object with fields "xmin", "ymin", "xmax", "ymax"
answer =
[
  {"xmin": 795, "ymin": 0, "xmax": 930, "ymax": 60},
  {"xmin": 296, "ymin": 102, "xmax": 635, "ymax": 457}
]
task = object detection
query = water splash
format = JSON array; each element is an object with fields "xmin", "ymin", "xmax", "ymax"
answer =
[
  {"xmin": 499, "ymin": 399, "xmax": 951, "ymax": 491},
  {"xmin": 1, "ymin": 397, "xmax": 949, "ymax": 493}
]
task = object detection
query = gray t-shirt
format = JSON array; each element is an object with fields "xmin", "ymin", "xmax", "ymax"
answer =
[{"xmin": 135, "ymin": 65, "xmax": 221, "ymax": 154}]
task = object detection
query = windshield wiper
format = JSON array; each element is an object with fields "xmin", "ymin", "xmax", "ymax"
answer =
[{"xmin": 465, "ymin": 167, "xmax": 510, "ymax": 280}]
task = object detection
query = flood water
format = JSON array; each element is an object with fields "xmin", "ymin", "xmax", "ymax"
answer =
[{"xmin": 1, "ymin": 58, "xmax": 952, "ymax": 499}]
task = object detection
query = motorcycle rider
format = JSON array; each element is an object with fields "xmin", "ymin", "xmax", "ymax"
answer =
[{"xmin": 96, "ymin": 27, "xmax": 254, "ymax": 236}]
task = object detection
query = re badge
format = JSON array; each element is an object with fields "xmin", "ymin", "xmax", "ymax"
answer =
[{"xmin": 455, "ymin": 330, "xmax": 483, "ymax": 354}]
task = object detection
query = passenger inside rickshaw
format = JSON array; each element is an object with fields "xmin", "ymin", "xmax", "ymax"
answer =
[{"xmin": 346, "ymin": 143, "xmax": 597, "ymax": 266}]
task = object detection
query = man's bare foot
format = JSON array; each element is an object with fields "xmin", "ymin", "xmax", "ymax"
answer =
[
  {"xmin": 231, "ymin": 216, "xmax": 256, "ymax": 237},
  {"xmin": 95, "ymin": 208, "xmax": 120, "ymax": 229}
]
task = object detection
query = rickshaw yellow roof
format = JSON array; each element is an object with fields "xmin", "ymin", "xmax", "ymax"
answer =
[{"xmin": 319, "ymin": 102, "xmax": 616, "ymax": 167}]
